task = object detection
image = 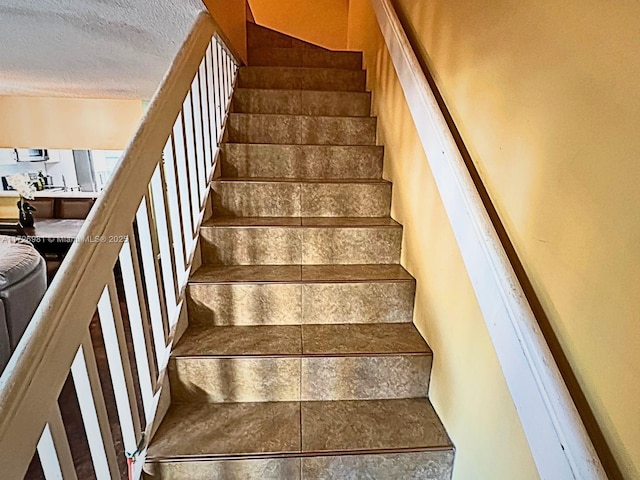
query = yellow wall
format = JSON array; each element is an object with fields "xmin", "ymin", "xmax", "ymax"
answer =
[
  {"xmin": 203, "ymin": 0, "xmax": 248, "ymax": 63},
  {"xmin": 248, "ymin": 0, "xmax": 349, "ymax": 50},
  {"xmin": 0, "ymin": 97, "xmax": 144, "ymax": 150},
  {"xmin": 350, "ymin": 0, "xmax": 640, "ymax": 478},
  {"xmin": 347, "ymin": 2, "xmax": 539, "ymax": 478}
]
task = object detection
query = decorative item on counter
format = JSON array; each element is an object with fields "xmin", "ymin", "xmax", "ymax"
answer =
[{"xmin": 7, "ymin": 174, "xmax": 37, "ymax": 228}]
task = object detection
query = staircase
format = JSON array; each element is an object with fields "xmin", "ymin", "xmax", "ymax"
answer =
[{"xmin": 144, "ymin": 23, "xmax": 454, "ymax": 479}]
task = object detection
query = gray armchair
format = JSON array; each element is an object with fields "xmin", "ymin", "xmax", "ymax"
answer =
[{"xmin": 0, "ymin": 236, "xmax": 47, "ymax": 375}]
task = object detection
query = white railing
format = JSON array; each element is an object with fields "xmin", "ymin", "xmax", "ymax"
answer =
[
  {"xmin": 368, "ymin": 0, "xmax": 608, "ymax": 478},
  {"xmin": 0, "ymin": 12, "xmax": 239, "ymax": 479}
]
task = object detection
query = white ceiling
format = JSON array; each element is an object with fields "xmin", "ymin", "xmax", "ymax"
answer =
[{"xmin": 0, "ymin": 0, "xmax": 205, "ymax": 99}]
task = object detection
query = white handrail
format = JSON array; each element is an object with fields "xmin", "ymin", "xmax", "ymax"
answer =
[
  {"xmin": 368, "ymin": 0, "xmax": 607, "ymax": 478},
  {"xmin": 0, "ymin": 11, "xmax": 240, "ymax": 478}
]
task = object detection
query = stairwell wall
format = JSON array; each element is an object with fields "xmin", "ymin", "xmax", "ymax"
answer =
[
  {"xmin": 0, "ymin": 96, "xmax": 144, "ymax": 149},
  {"xmin": 349, "ymin": 0, "xmax": 640, "ymax": 478},
  {"xmin": 346, "ymin": 2, "xmax": 539, "ymax": 479},
  {"xmin": 247, "ymin": 0, "xmax": 349, "ymax": 50}
]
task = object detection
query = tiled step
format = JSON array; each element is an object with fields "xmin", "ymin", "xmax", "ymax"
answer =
[
  {"xmin": 211, "ymin": 179, "xmax": 391, "ymax": 217},
  {"xmin": 248, "ymin": 47, "xmax": 362, "ymax": 70},
  {"xmin": 200, "ymin": 217, "xmax": 402, "ymax": 265},
  {"xmin": 232, "ymin": 89, "xmax": 371, "ymax": 116},
  {"xmin": 168, "ymin": 323, "xmax": 431, "ymax": 402},
  {"xmin": 227, "ymin": 113, "xmax": 376, "ymax": 145},
  {"xmin": 144, "ymin": 399, "xmax": 454, "ymax": 479},
  {"xmin": 238, "ymin": 67, "xmax": 366, "ymax": 92},
  {"xmin": 186, "ymin": 264, "xmax": 415, "ymax": 326},
  {"xmin": 247, "ymin": 23, "xmax": 327, "ymax": 51},
  {"xmin": 221, "ymin": 144, "xmax": 383, "ymax": 180}
]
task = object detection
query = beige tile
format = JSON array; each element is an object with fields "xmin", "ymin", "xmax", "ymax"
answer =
[
  {"xmin": 248, "ymin": 47, "xmax": 305, "ymax": 68},
  {"xmin": 302, "ymin": 264, "xmax": 413, "ymax": 282},
  {"xmin": 302, "ymin": 281, "xmax": 415, "ymax": 324},
  {"xmin": 302, "ymin": 217, "xmax": 398, "ymax": 227},
  {"xmin": 248, "ymin": 48, "xmax": 362, "ymax": 70},
  {"xmin": 232, "ymin": 89, "xmax": 371, "ymax": 117},
  {"xmin": 301, "ymin": 451, "xmax": 454, "ymax": 480},
  {"xmin": 146, "ymin": 458, "xmax": 301, "ymax": 480},
  {"xmin": 191, "ymin": 265, "xmax": 302, "ymax": 283},
  {"xmin": 302, "ymin": 49, "xmax": 362, "ymax": 70},
  {"xmin": 301, "ymin": 226, "xmax": 402, "ymax": 264},
  {"xmin": 147, "ymin": 402, "xmax": 301, "ymax": 458},
  {"xmin": 301, "ymin": 399, "xmax": 451, "ymax": 452},
  {"xmin": 301, "ymin": 182, "xmax": 391, "ymax": 217},
  {"xmin": 187, "ymin": 283, "xmax": 302, "ymax": 326},
  {"xmin": 200, "ymin": 226, "xmax": 303, "ymax": 265},
  {"xmin": 299, "ymin": 116, "xmax": 376, "ymax": 145},
  {"xmin": 228, "ymin": 113, "xmax": 300, "ymax": 144},
  {"xmin": 300, "ymin": 91, "xmax": 370, "ymax": 117},
  {"xmin": 301, "ymin": 355, "xmax": 430, "ymax": 400},
  {"xmin": 174, "ymin": 325, "xmax": 302, "ymax": 356},
  {"xmin": 204, "ymin": 217, "xmax": 302, "ymax": 227},
  {"xmin": 233, "ymin": 89, "xmax": 303, "ymax": 115},
  {"xmin": 170, "ymin": 357, "xmax": 300, "ymax": 402},
  {"xmin": 238, "ymin": 67, "xmax": 366, "ymax": 92},
  {"xmin": 222, "ymin": 144, "xmax": 383, "ymax": 180},
  {"xmin": 222, "ymin": 143, "xmax": 300, "ymax": 178},
  {"xmin": 212, "ymin": 180, "xmax": 301, "ymax": 217},
  {"xmin": 302, "ymin": 324, "xmax": 430, "ymax": 355}
]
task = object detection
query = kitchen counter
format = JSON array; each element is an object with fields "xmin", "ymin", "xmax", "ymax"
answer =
[{"xmin": 0, "ymin": 190, "xmax": 100, "ymax": 199}]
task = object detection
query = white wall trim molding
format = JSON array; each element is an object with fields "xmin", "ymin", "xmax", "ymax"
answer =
[{"xmin": 368, "ymin": 0, "xmax": 607, "ymax": 478}]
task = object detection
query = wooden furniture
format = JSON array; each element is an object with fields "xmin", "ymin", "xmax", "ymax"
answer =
[
  {"xmin": 29, "ymin": 198, "xmax": 55, "ymax": 219},
  {"xmin": 22, "ymin": 218, "xmax": 84, "ymax": 242}
]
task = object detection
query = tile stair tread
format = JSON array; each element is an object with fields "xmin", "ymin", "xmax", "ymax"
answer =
[
  {"xmin": 202, "ymin": 217, "xmax": 400, "ymax": 228},
  {"xmin": 189, "ymin": 264, "xmax": 414, "ymax": 284},
  {"xmin": 248, "ymin": 46, "xmax": 363, "ymax": 55},
  {"xmin": 212, "ymin": 177, "xmax": 390, "ymax": 184},
  {"xmin": 146, "ymin": 398, "xmax": 451, "ymax": 461},
  {"xmin": 229, "ymin": 112, "xmax": 375, "ymax": 120},
  {"xmin": 234, "ymin": 87, "xmax": 371, "ymax": 95},
  {"xmin": 241, "ymin": 65, "xmax": 365, "ymax": 73},
  {"xmin": 172, "ymin": 323, "xmax": 431, "ymax": 357}
]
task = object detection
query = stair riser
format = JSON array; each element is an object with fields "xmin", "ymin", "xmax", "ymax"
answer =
[
  {"xmin": 212, "ymin": 182, "xmax": 391, "ymax": 217},
  {"xmin": 169, "ymin": 355, "xmax": 430, "ymax": 402},
  {"xmin": 232, "ymin": 89, "xmax": 371, "ymax": 116},
  {"xmin": 187, "ymin": 281, "xmax": 415, "ymax": 326},
  {"xmin": 238, "ymin": 68, "xmax": 366, "ymax": 92},
  {"xmin": 249, "ymin": 48, "xmax": 362, "ymax": 70},
  {"xmin": 228, "ymin": 114, "xmax": 376, "ymax": 145},
  {"xmin": 145, "ymin": 451, "xmax": 454, "ymax": 480},
  {"xmin": 221, "ymin": 144, "xmax": 383, "ymax": 179},
  {"xmin": 248, "ymin": 25, "xmax": 324, "ymax": 50},
  {"xmin": 302, "ymin": 451, "xmax": 455, "ymax": 480},
  {"xmin": 200, "ymin": 226, "xmax": 402, "ymax": 265}
]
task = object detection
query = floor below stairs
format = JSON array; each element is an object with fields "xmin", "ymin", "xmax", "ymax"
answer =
[{"xmin": 144, "ymin": 22, "xmax": 454, "ymax": 480}]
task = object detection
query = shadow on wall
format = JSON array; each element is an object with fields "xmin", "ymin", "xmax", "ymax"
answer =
[{"xmin": 390, "ymin": 1, "xmax": 629, "ymax": 478}]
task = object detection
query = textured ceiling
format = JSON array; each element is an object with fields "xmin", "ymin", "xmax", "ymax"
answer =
[{"xmin": 0, "ymin": 0, "xmax": 205, "ymax": 99}]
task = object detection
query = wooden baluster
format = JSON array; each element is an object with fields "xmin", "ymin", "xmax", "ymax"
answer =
[
  {"xmin": 97, "ymin": 280, "xmax": 142, "ymax": 454},
  {"xmin": 182, "ymin": 91, "xmax": 201, "ymax": 228},
  {"xmin": 136, "ymin": 198, "xmax": 170, "ymax": 369},
  {"xmin": 118, "ymin": 226, "xmax": 156, "ymax": 419},
  {"xmin": 190, "ymin": 72, "xmax": 206, "ymax": 206},
  {"xmin": 199, "ymin": 52, "xmax": 214, "ymax": 180},
  {"xmin": 71, "ymin": 335, "xmax": 120, "ymax": 480},
  {"xmin": 205, "ymin": 41, "xmax": 219, "ymax": 162},
  {"xmin": 171, "ymin": 113, "xmax": 195, "ymax": 255},
  {"xmin": 162, "ymin": 136, "xmax": 187, "ymax": 281},
  {"xmin": 37, "ymin": 405, "xmax": 78, "ymax": 480}
]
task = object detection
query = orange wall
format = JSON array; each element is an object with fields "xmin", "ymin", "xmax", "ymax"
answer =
[
  {"xmin": 347, "ymin": 2, "xmax": 539, "ymax": 479},
  {"xmin": 0, "ymin": 96, "xmax": 144, "ymax": 149},
  {"xmin": 203, "ymin": 0, "xmax": 248, "ymax": 63},
  {"xmin": 349, "ymin": 0, "xmax": 640, "ymax": 478},
  {"xmin": 386, "ymin": 0, "xmax": 640, "ymax": 478},
  {"xmin": 248, "ymin": 0, "xmax": 349, "ymax": 50}
]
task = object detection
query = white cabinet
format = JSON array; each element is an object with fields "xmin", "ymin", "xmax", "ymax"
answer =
[{"xmin": 0, "ymin": 149, "xmax": 16, "ymax": 165}]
